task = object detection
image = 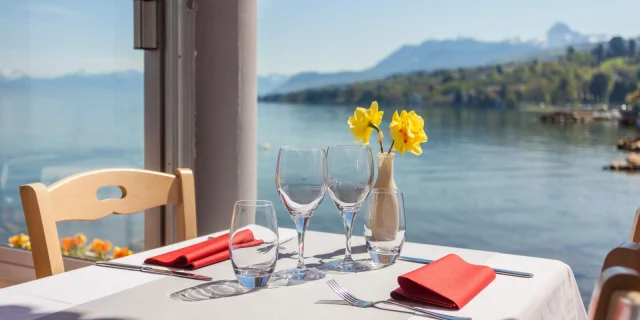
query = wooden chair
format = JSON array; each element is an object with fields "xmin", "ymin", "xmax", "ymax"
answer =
[
  {"xmin": 588, "ymin": 267, "xmax": 640, "ymax": 320},
  {"xmin": 19, "ymin": 168, "xmax": 197, "ymax": 279},
  {"xmin": 589, "ymin": 208, "xmax": 640, "ymax": 319},
  {"xmin": 601, "ymin": 208, "xmax": 640, "ymax": 272}
]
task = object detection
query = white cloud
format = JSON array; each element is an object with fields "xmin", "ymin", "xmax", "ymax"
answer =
[{"xmin": 30, "ymin": 4, "xmax": 79, "ymax": 17}]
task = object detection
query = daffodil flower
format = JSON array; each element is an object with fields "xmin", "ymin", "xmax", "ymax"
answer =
[
  {"xmin": 389, "ymin": 110, "xmax": 428, "ymax": 155},
  {"xmin": 348, "ymin": 101, "xmax": 384, "ymax": 152},
  {"xmin": 73, "ymin": 233, "xmax": 87, "ymax": 247}
]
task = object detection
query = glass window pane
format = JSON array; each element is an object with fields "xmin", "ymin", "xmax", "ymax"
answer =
[{"xmin": 0, "ymin": 0, "xmax": 145, "ymax": 259}]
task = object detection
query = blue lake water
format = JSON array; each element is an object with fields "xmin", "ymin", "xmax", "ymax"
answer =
[{"xmin": 1, "ymin": 97, "xmax": 638, "ymax": 305}]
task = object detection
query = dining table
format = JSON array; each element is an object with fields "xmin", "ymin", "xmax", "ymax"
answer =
[{"xmin": 0, "ymin": 228, "xmax": 588, "ymax": 320}]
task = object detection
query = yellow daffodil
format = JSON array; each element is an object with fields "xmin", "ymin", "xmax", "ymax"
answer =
[
  {"xmin": 73, "ymin": 233, "xmax": 87, "ymax": 246},
  {"xmin": 9, "ymin": 233, "xmax": 29, "ymax": 247},
  {"xmin": 24, "ymin": 242, "xmax": 31, "ymax": 250},
  {"xmin": 348, "ymin": 101, "xmax": 384, "ymax": 150},
  {"xmin": 113, "ymin": 247, "xmax": 133, "ymax": 259},
  {"xmin": 389, "ymin": 110, "xmax": 428, "ymax": 155},
  {"xmin": 89, "ymin": 239, "xmax": 112, "ymax": 254}
]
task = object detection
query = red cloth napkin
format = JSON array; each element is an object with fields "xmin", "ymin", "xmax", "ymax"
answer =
[
  {"xmin": 390, "ymin": 254, "xmax": 495, "ymax": 309},
  {"xmin": 144, "ymin": 229, "xmax": 263, "ymax": 270}
]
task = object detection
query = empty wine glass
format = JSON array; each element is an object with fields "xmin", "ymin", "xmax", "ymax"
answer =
[
  {"xmin": 229, "ymin": 200, "xmax": 279, "ymax": 288},
  {"xmin": 324, "ymin": 145, "xmax": 374, "ymax": 272},
  {"xmin": 275, "ymin": 147, "xmax": 327, "ymax": 281}
]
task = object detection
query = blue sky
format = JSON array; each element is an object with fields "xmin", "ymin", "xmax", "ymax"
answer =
[{"xmin": 1, "ymin": 0, "xmax": 639, "ymax": 77}]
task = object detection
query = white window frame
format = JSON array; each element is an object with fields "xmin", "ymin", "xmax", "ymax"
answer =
[{"xmin": 0, "ymin": 0, "xmax": 193, "ymax": 283}]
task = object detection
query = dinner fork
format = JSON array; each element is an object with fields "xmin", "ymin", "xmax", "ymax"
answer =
[{"xmin": 326, "ymin": 279, "xmax": 471, "ymax": 320}]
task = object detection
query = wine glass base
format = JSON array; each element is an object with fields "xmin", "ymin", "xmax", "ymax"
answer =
[
  {"xmin": 274, "ymin": 268, "xmax": 326, "ymax": 282},
  {"xmin": 322, "ymin": 260, "xmax": 371, "ymax": 273}
]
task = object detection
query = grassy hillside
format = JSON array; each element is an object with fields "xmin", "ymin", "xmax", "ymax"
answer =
[{"xmin": 261, "ymin": 37, "xmax": 640, "ymax": 108}]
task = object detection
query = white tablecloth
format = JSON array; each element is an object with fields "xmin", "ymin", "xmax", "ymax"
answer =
[{"xmin": 0, "ymin": 229, "xmax": 587, "ymax": 320}]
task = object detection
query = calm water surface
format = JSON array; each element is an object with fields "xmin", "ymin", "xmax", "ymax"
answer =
[{"xmin": 257, "ymin": 102, "xmax": 640, "ymax": 305}]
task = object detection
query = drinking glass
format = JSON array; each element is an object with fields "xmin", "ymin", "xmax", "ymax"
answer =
[
  {"xmin": 325, "ymin": 145, "xmax": 374, "ymax": 272},
  {"xmin": 362, "ymin": 188, "xmax": 406, "ymax": 265},
  {"xmin": 229, "ymin": 200, "xmax": 279, "ymax": 288},
  {"xmin": 275, "ymin": 147, "xmax": 327, "ymax": 281}
]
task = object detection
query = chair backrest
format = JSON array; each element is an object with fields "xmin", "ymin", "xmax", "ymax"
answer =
[
  {"xmin": 630, "ymin": 207, "xmax": 640, "ymax": 243},
  {"xmin": 20, "ymin": 168, "xmax": 197, "ymax": 279},
  {"xmin": 588, "ymin": 267, "xmax": 640, "ymax": 320}
]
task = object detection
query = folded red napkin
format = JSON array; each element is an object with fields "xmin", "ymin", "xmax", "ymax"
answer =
[
  {"xmin": 144, "ymin": 229, "xmax": 263, "ymax": 270},
  {"xmin": 390, "ymin": 254, "xmax": 495, "ymax": 309}
]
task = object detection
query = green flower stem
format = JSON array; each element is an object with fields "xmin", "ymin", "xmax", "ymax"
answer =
[
  {"xmin": 387, "ymin": 141, "xmax": 395, "ymax": 154},
  {"xmin": 368, "ymin": 123, "xmax": 384, "ymax": 153}
]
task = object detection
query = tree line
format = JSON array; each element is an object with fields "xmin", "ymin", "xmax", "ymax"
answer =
[{"xmin": 261, "ymin": 36, "xmax": 640, "ymax": 108}]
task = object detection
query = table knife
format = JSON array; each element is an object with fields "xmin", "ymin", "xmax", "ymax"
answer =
[
  {"xmin": 399, "ymin": 256, "xmax": 534, "ymax": 278},
  {"xmin": 95, "ymin": 261, "xmax": 212, "ymax": 281}
]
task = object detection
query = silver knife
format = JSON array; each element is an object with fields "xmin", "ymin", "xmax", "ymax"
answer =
[
  {"xmin": 95, "ymin": 261, "xmax": 212, "ymax": 281},
  {"xmin": 399, "ymin": 256, "xmax": 534, "ymax": 278}
]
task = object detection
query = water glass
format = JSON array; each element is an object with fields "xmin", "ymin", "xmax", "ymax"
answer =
[
  {"xmin": 229, "ymin": 200, "xmax": 279, "ymax": 288},
  {"xmin": 363, "ymin": 189, "xmax": 406, "ymax": 265}
]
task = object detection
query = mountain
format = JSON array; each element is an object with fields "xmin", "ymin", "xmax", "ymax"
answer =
[
  {"xmin": 1, "ymin": 70, "xmax": 290, "ymax": 97},
  {"xmin": 545, "ymin": 22, "xmax": 610, "ymax": 48},
  {"xmin": 0, "ymin": 70, "xmax": 144, "ymax": 93},
  {"xmin": 270, "ymin": 23, "xmax": 615, "ymax": 94},
  {"xmin": 257, "ymin": 74, "xmax": 289, "ymax": 95},
  {"xmin": 261, "ymin": 39, "xmax": 640, "ymax": 107}
]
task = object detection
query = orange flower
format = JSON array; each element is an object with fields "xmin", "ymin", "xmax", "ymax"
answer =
[
  {"xmin": 89, "ymin": 239, "xmax": 112, "ymax": 253},
  {"xmin": 73, "ymin": 233, "xmax": 87, "ymax": 246},
  {"xmin": 113, "ymin": 247, "xmax": 133, "ymax": 259},
  {"xmin": 61, "ymin": 237, "xmax": 75, "ymax": 251}
]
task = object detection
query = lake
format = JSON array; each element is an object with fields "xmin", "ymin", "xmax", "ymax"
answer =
[
  {"xmin": 1, "ymin": 98, "xmax": 638, "ymax": 305},
  {"xmin": 258, "ymin": 102, "xmax": 640, "ymax": 305}
]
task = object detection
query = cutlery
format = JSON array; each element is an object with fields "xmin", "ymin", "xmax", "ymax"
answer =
[
  {"xmin": 399, "ymin": 256, "xmax": 533, "ymax": 278},
  {"xmin": 95, "ymin": 261, "xmax": 212, "ymax": 281},
  {"xmin": 326, "ymin": 279, "xmax": 471, "ymax": 320}
]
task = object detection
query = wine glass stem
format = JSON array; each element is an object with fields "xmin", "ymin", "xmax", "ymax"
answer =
[
  {"xmin": 294, "ymin": 216, "xmax": 311, "ymax": 270},
  {"xmin": 341, "ymin": 210, "xmax": 357, "ymax": 264}
]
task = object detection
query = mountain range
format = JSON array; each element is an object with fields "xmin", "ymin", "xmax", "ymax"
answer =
[
  {"xmin": 0, "ymin": 70, "xmax": 143, "ymax": 93},
  {"xmin": 260, "ymin": 22, "xmax": 613, "ymax": 94},
  {"xmin": 1, "ymin": 23, "xmax": 619, "ymax": 96}
]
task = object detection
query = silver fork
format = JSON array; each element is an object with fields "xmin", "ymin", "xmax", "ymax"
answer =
[{"xmin": 326, "ymin": 279, "xmax": 471, "ymax": 320}]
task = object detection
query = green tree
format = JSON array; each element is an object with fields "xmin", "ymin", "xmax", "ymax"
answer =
[
  {"xmin": 609, "ymin": 80, "xmax": 638, "ymax": 104},
  {"xmin": 607, "ymin": 37, "xmax": 627, "ymax": 58},
  {"xmin": 629, "ymin": 39, "xmax": 637, "ymax": 60},
  {"xmin": 592, "ymin": 44, "xmax": 605, "ymax": 64},
  {"xmin": 453, "ymin": 89, "xmax": 465, "ymax": 105},
  {"xmin": 589, "ymin": 73, "xmax": 611, "ymax": 102},
  {"xmin": 498, "ymin": 83, "xmax": 508, "ymax": 99},
  {"xmin": 566, "ymin": 46, "xmax": 576, "ymax": 60},
  {"xmin": 552, "ymin": 76, "xmax": 577, "ymax": 104}
]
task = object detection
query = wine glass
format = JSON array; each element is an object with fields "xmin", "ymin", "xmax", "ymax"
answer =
[
  {"xmin": 229, "ymin": 200, "xmax": 279, "ymax": 288},
  {"xmin": 275, "ymin": 147, "xmax": 327, "ymax": 281},
  {"xmin": 324, "ymin": 145, "xmax": 374, "ymax": 272}
]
